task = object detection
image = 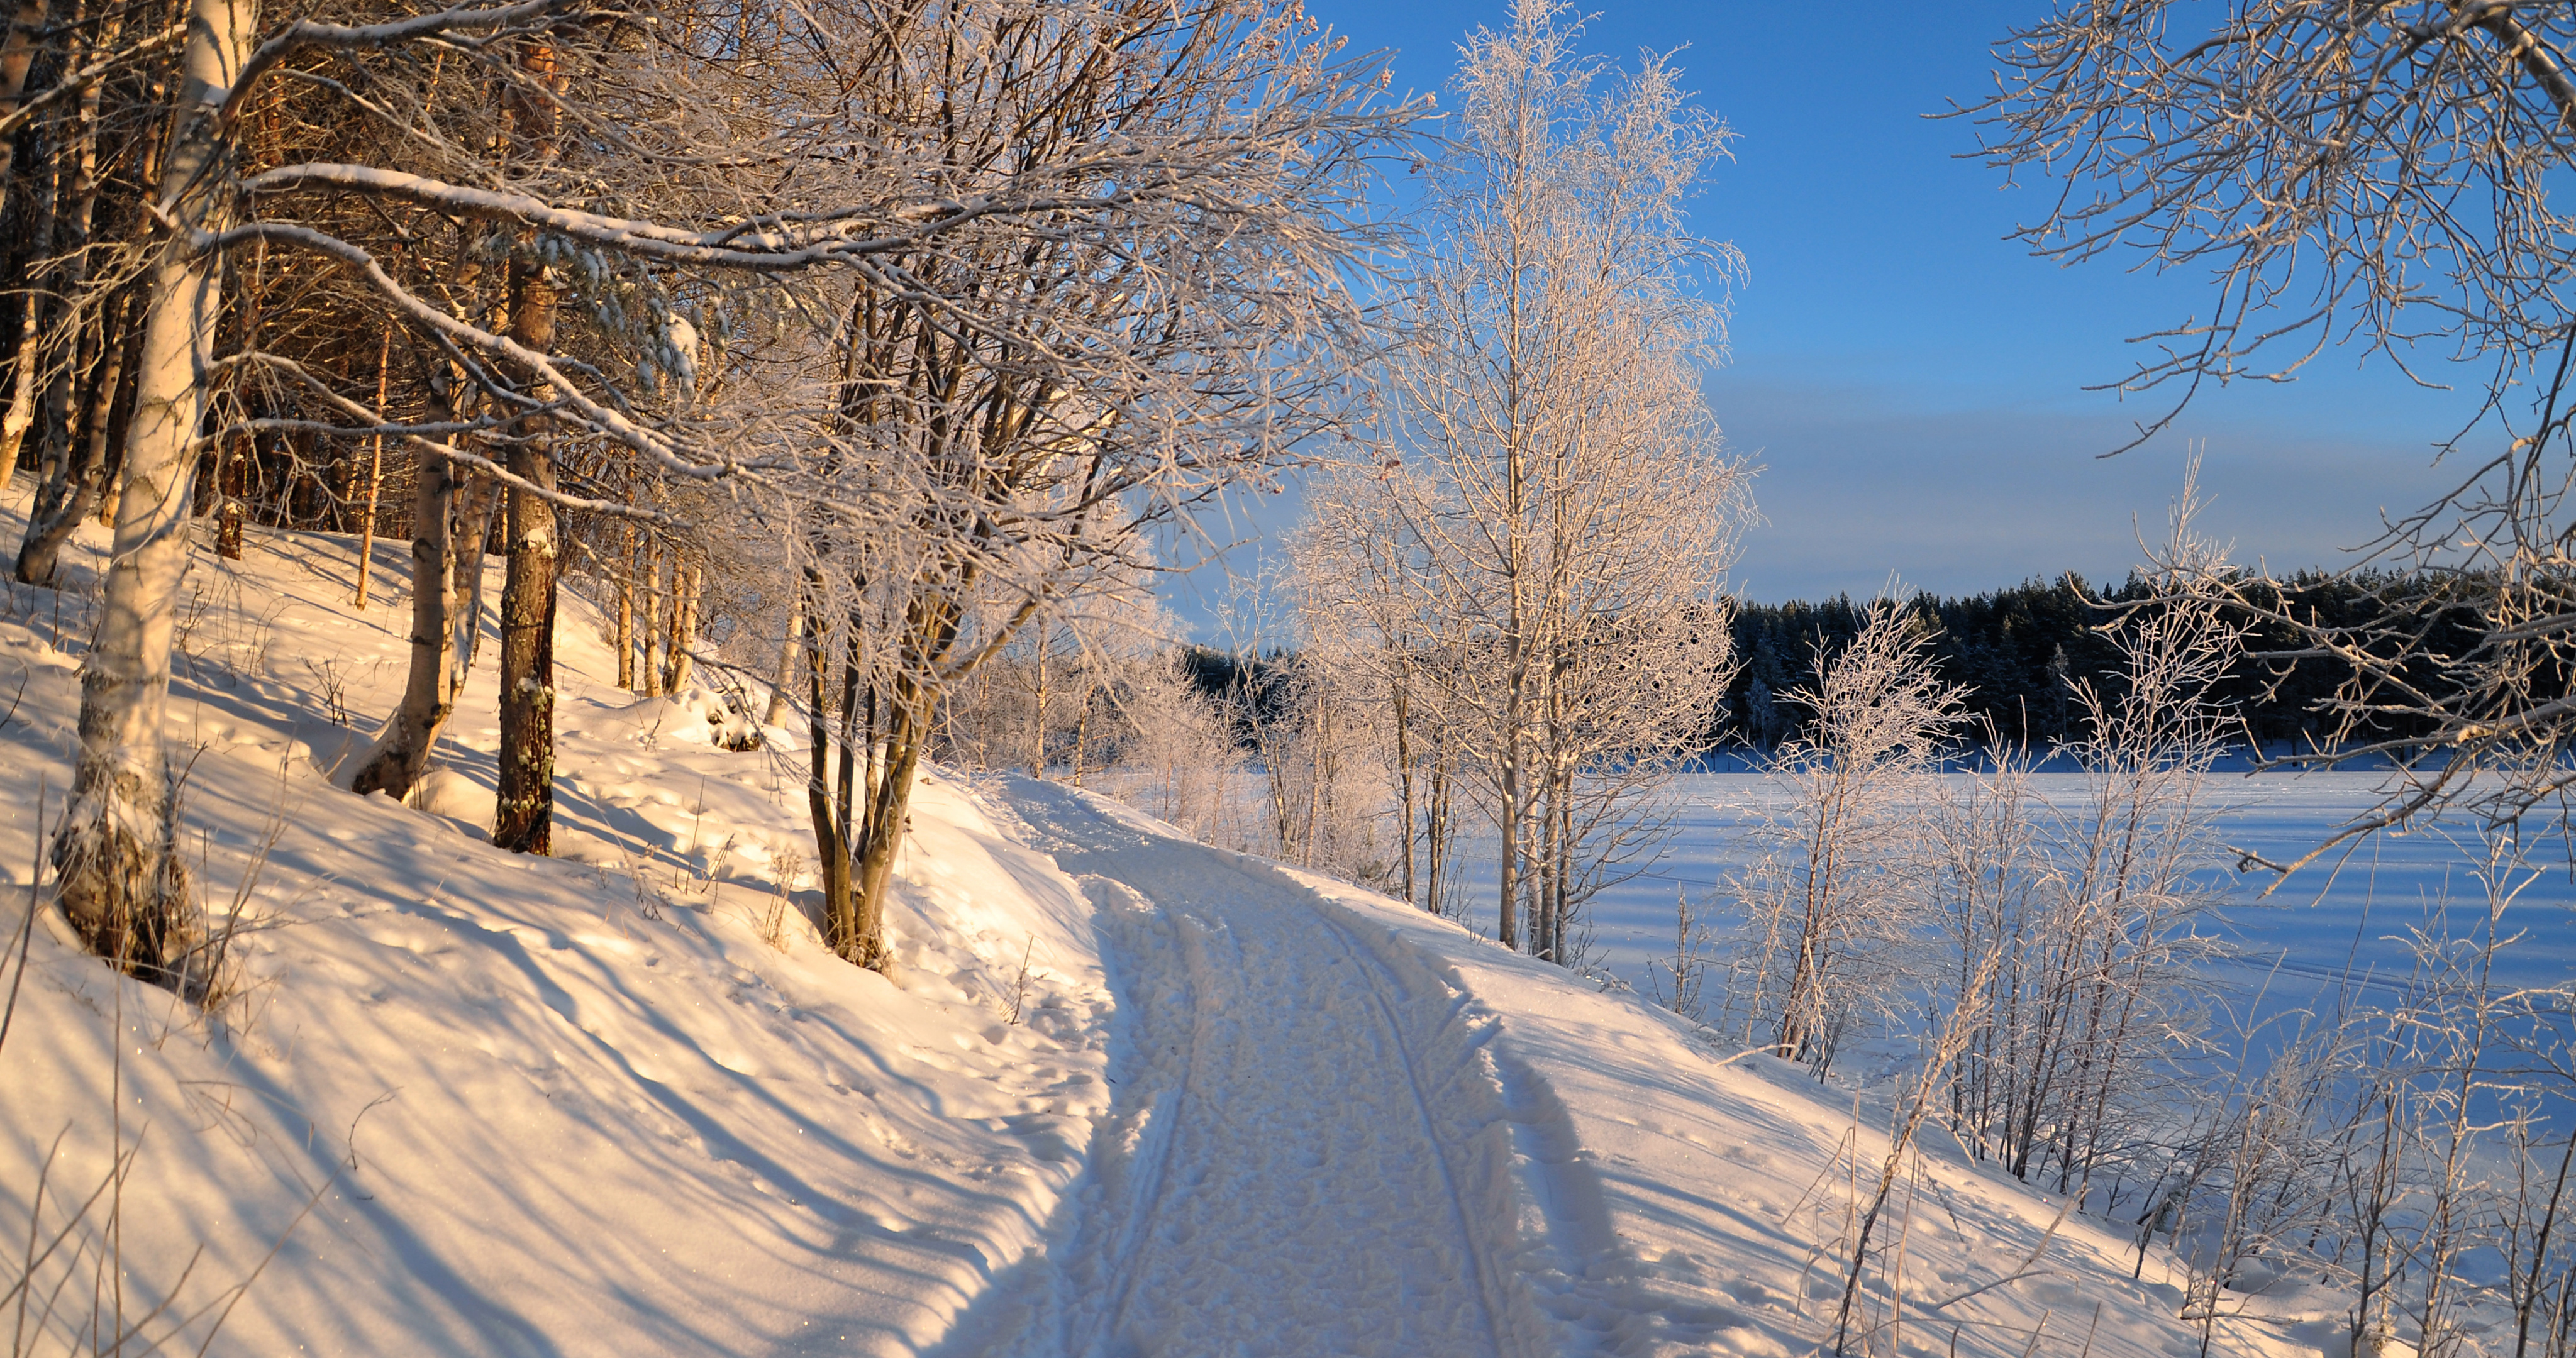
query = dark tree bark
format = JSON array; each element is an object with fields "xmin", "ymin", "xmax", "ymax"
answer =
[
  {"xmin": 491, "ymin": 251, "xmax": 559, "ymax": 853},
  {"xmin": 492, "ymin": 429, "xmax": 557, "ymax": 852},
  {"xmin": 489, "ymin": 33, "xmax": 563, "ymax": 853},
  {"xmin": 214, "ymin": 430, "xmax": 245, "ymax": 558}
]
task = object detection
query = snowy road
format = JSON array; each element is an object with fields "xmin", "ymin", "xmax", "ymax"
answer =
[{"xmin": 934, "ymin": 782, "xmax": 1555, "ymax": 1358}]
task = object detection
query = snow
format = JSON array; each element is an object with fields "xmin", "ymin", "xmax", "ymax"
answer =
[
  {"xmin": 0, "ymin": 494, "xmax": 2355, "ymax": 1355},
  {"xmin": 938, "ymin": 783, "xmax": 1546, "ymax": 1357},
  {"xmin": 0, "ymin": 504, "xmax": 1116, "ymax": 1355},
  {"xmin": 1448, "ymin": 771, "xmax": 2569, "ymax": 1013}
]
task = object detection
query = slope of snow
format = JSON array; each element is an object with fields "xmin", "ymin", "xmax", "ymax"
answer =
[
  {"xmin": 1, "ymin": 499, "xmax": 2339, "ymax": 1356},
  {"xmin": 0, "ymin": 501, "xmax": 1116, "ymax": 1356}
]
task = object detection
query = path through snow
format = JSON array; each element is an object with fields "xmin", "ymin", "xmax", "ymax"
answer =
[{"xmin": 933, "ymin": 781, "xmax": 1558, "ymax": 1358}]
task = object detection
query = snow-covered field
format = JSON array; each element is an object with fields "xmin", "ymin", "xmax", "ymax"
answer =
[
  {"xmin": 1446, "ymin": 772, "xmax": 2574, "ymax": 1018},
  {"xmin": 0, "ymin": 497, "xmax": 2401, "ymax": 1355}
]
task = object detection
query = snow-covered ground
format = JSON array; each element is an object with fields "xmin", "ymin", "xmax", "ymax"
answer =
[
  {"xmin": 1449, "ymin": 771, "xmax": 2573, "ymax": 1014},
  {"xmin": 0, "ymin": 497, "xmax": 2368, "ymax": 1355}
]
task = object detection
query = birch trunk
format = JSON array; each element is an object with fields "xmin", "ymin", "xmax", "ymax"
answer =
[
  {"xmin": 1392, "ymin": 674, "xmax": 1416, "ymax": 907},
  {"xmin": 449, "ymin": 468, "xmax": 494, "ymax": 687},
  {"xmin": 1028, "ymin": 624, "xmax": 1048, "ymax": 778},
  {"xmin": 17, "ymin": 289, "xmax": 129, "ymax": 584},
  {"xmin": 641, "ymin": 538, "xmax": 665, "ymax": 695},
  {"xmin": 0, "ymin": 0, "xmax": 51, "ymax": 494},
  {"xmin": 52, "ymin": 0, "xmax": 253, "ymax": 983},
  {"xmin": 1070, "ymin": 675, "xmax": 1093, "ymax": 787},
  {"xmin": 15, "ymin": 9, "xmax": 103, "ymax": 585},
  {"xmin": 765, "ymin": 602, "xmax": 799, "ymax": 725},
  {"xmin": 348, "ymin": 364, "xmax": 462, "ymax": 799}
]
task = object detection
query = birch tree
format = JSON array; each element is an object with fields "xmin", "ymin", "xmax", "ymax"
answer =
[
  {"xmin": 1940, "ymin": 596, "xmax": 2238, "ymax": 1188},
  {"xmin": 1299, "ymin": 0, "xmax": 1747, "ymax": 956},
  {"xmin": 49, "ymin": 0, "xmax": 251, "ymax": 982}
]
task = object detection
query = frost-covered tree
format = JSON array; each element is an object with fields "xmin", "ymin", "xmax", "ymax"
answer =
[
  {"xmin": 1940, "ymin": 593, "xmax": 2238, "ymax": 1188},
  {"xmin": 1298, "ymin": 0, "xmax": 1749, "ymax": 958},
  {"xmin": 44, "ymin": 0, "xmax": 251, "ymax": 981},
  {"xmin": 1723, "ymin": 597, "xmax": 1964, "ymax": 1075},
  {"xmin": 770, "ymin": 1, "xmax": 1406, "ymax": 971}
]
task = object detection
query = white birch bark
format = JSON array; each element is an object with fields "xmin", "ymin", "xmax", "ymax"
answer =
[{"xmin": 51, "ymin": 0, "xmax": 253, "ymax": 983}]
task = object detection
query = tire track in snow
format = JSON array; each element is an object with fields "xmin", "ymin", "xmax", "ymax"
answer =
[
  {"xmin": 937, "ymin": 782, "xmax": 1552, "ymax": 1358},
  {"xmin": 1300, "ymin": 890, "xmax": 1517, "ymax": 1357},
  {"xmin": 1086, "ymin": 886, "xmax": 1216, "ymax": 1352}
]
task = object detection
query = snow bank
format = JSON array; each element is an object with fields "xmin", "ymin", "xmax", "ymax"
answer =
[{"xmin": 0, "ymin": 503, "xmax": 1116, "ymax": 1357}]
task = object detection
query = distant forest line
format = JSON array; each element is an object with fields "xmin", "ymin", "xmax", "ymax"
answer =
[
  {"xmin": 1721, "ymin": 573, "xmax": 2420, "ymax": 752},
  {"xmin": 1197, "ymin": 570, "xmax": 2516, "ymax": 755}
]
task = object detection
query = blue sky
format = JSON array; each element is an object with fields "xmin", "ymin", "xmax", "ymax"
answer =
[{"xmin": 1171, "ymin": 0, "xmax": 2496, "ymax": 624}]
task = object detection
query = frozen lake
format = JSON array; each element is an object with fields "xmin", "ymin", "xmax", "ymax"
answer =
[{"xmin": 1441, "ymin": 771, "xmax": 2576, "ymax": 1017}]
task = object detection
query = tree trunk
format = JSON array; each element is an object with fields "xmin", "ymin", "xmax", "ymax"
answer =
[
  {"xmin": 665, "ymin": 553, "xmax": 697, "ymax": 692},
  {"xmin": 614, "ymin": 517, "xmax": 634, "ymax": 691},
  {"xmin": 0, "ymin": 119, "xmax": 53, "ymax": 492},
  {"xmin": 845, "ymin": 681, "xmax": 922, "ymax": 973},
  {"xmin": 1393, "ymin": 674, "xmax": 1416, "ymax": 907},
  {"xmin": 491, "ymin": 251, "xmax": 560, "ymax": 854},
  {"xmin": 641, "ymin": 537, "xmax": 665, "ymax": 695},
  {"xmin": 16, "ymin": 308, "xmax": 89, "ymax": 579},
  {"xmin": 17, "ymin": 289, "xmax": 128, "ymax": 584},
  {"xmin": 214, "ymin": 430, "xmax": 245, "ymax": 558},
  {"xmin": 1426, "ymin": 753, "xmax": 1452, "ymax": 919},
  {"xmin": 765, "ymin": 601, "xmax": 799, "ymax": 726},
  {"xmin": 0, "ymin": 0, "xmax": 52, "ymax": 218},
  {"xmin": 89, "ymin": 331, "xmax": 132, "ymax": 527},
  {"xmin": 492, "ymin": 433, "xmax": 557, "ymax": 852},
  {"xmin": 1070, "ymin": 674, "xmax": 1093, "ymax": 787},
  {"xmin": 351, "ymin": 324, "xmax": 392, "ymax": 606},
  {"xmin": 17, "ymin": 2, "xmax": 114, "ymax": 583},
  {"xmin": 487, "ymin": 28, "xmax": 562, "ymax": 852},
  {"xmin": 78, "ymin": 291, "xmax": 131, "ymax": 522},
  {"xmin": 1550, "ymin": 766, "xmax": 1572, "ymax": 964},
  {"xmin": 800, "ymin": 578, "xmax": 856, "ymax": 952},
  {"xmin": 1028, "ymin": 625, "xmax": 1048, "ymax": 779},
  {"xmin": 52, "ymin": 0, "xmax": 252, "ymax": 985},
  {"xmin": 348, "ymin": 367, "xmax": 461, "ymax": 799},
  {"xmin": 0, "ymin": 0, "xmax": 53, "ymax": 494},
  {"xmin": 449, "ymin": 468, "xmax": 494, "ymax": 686},
  {"xmin": 1496, "ymin": 757, "xmax": 1522, "ymax": 950}
]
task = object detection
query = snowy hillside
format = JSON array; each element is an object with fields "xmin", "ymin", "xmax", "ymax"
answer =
[{"xmin": 0, "ymin": 504, "xmax": 2337, "ymax": 1355}]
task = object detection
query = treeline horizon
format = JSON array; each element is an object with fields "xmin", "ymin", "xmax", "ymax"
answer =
[
  {"xmin": 1192, "ymin": 567, "xmax": 2513, "ymax": 757},
  {"xmin": 1729, "ymin": 570, "xmax": 2507, "ymax": 753}
]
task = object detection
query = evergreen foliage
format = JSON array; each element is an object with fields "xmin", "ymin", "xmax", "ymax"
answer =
[{"xmin": 1721, "ymin": 570, "xmax": 2500, "ymax": 752}]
